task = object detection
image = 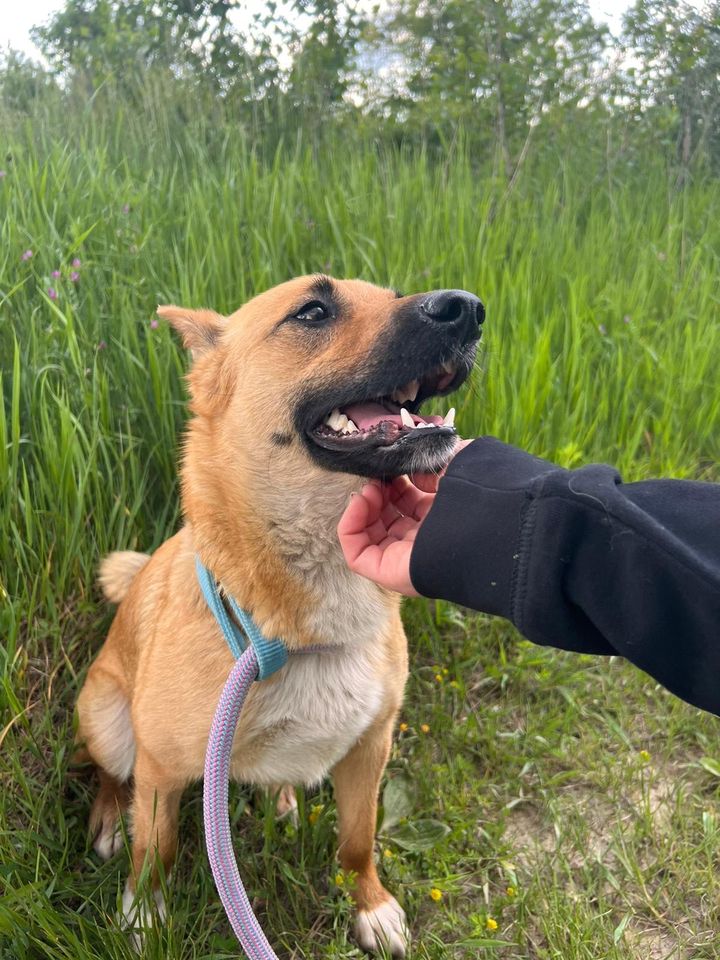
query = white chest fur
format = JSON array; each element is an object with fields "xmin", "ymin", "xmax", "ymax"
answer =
[
  {"xmin": 232, "ymin": 637, "xmax": 387, "ymax": 787},
  {"xmin": 229, "ymin": 475, "xmax": 398, "ymax": 786}
]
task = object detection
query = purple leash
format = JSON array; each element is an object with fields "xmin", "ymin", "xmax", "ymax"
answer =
[
  {"xmin": 203, "ymin": 645, "xmax": 281, "ymax": 959},
  {"xmin": 198, "ymin": 555, "xmax": 303, "ymax": 958},
  {"xmin": 198, "ymin": 557, "xmax": 335, "ymax": 955}
]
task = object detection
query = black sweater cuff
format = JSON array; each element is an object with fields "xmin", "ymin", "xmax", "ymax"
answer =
[{"xmin": 410, "ymin": 437, "xmax": 560, "ymax": 618}]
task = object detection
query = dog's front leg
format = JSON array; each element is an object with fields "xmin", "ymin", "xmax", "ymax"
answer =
[
  {"xmin": 332, "ymin": 714, "xmax": 410, "ymax": 957},
  {"xmin": 122, "ymin": 747, "xmax": 183, "ymax": 947}
]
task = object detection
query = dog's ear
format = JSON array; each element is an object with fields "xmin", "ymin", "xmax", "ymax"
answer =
[
  {"xmin": 158, "ymin": 305, "xmax": 235, "ymax": 415},
  {"xmin": 157, "ymin": 305, "xmax": 225, "ymax": 357}
]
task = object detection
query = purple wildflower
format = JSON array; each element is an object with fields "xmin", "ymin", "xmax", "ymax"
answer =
[
  {"xmin": 48, "ymin": 287, "xmax": 58, "ymax": 300},
  {"xmin": 51, "ymin": 270, "xmax": 61, "ymax": 279},
  {"xmin": 122, "ymin": 204, "xmax": 130, "ymax": 214},
  {"xmin": 70, "ymin": 271, "xmax": 80, "ymax": 282},
  {"xmin": 97, "ymin": 340, "xmax": 107, "ymax": 351},
  {"xmin": 150, "ymin": 318, "xmax": 159, "ymax": 330},
  {"xmin": 72, "ymin": 258, "xmax": 81, "ymax": 268},
  {"xmin": 0, "ymin": 170, "xmax": 6, "ymax": 179},
  {"xmin": 623, "ymin": 314, "xmax": 631, "ymax": 324},
  {"xmin": 21, "ymin": 249, "xmax": 33, "ymax": 261},
  {"xmin": 598, "ymin": 323, "xmax": 607, "ymax": 336}
]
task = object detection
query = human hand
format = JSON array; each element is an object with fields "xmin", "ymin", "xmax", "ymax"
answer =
[{"xmin": 337, "ymin": 476, "xmax": 435, "ymax": 596}]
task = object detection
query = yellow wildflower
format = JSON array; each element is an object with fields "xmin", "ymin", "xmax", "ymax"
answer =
[
  {"xmin": 639, "ymin": 750, "xmax": 651, "ymax": 763},
  {"xmin": 308, "ymin": 803, "xmax": 324, "ymax": 825},
  {"xmin": 399, "ymin": 722, "xmax": 408, "ymax": 733},
  {"xmin": 335, "ymin": 872, "xmax": 345, "ymax": 886},
  {"xmin": 420, "ymin": 723, "xmax": 430, "ymax": 734},
  {"xmin": 486, "ymin": 917, "xmax": 498, "ymax": 931},
  {"xmin": 383, "ymin": 848, "xmax": 394, "ymax": 859},
  {"xmin": 435, "ymin": 673, "xmax": 443, "ymax": 682},
  {"xmin": 506, "ymin": 886, "xmax": 516, "ymax": 897},
  {"xmin": 442, "ymin": 667, "xmax": 449, "ymax": 675},
  {"xmin": 429, "ymin": 888, "xmax": 443, "ymax": 902},
  {"xmin": 449, "ymin": 680, "xmax": 460, "ymax": 689}
]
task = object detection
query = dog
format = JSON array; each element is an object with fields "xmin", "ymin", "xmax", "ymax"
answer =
[{"xmin": 76, "ymin": 275, "xmax": 483, "ymax": 955}]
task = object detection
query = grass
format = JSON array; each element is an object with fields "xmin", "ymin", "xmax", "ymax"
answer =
[{"xmin": 2, "ymin": 91, "xmax": 720, "ymax": 959}]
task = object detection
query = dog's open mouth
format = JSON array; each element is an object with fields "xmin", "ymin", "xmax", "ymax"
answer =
[
  {"xmin": 299, "ymin": 351, "xmax": 474, "ymax": 479},
  {"xmin": 311, "ymin": 361, "xmax": 459, "ymax": 449}
]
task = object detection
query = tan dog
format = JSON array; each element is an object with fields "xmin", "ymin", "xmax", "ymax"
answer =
[{"xmin": 76, "ymin": 275, "xmax": 483, "ymax": 955}]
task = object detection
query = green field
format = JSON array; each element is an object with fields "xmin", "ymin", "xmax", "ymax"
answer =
[{"xmin": 2, "ymin": 94, "xmax": 720, "ymax": 959}]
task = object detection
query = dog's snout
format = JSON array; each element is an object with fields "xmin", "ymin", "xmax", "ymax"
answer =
[{"xmin": 420, "ymin": 289, "xmax": 485, "ymax": 328}]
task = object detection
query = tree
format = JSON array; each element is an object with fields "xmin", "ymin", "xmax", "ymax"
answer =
[
  {"xmin": 285, "ymin": 0, "xmax": 369, "ymax": 114},
  {"xmin": 382, "ymin": 0, "xmax": 608, "ymax": 172},
  {"xmin": 622, "ymin": 0, "xmax": 720, "ymax": 172},
  {"xmin": 0, "ymin": 49, "xmax": 59, "ymax": 114},
  {"xmin": 31, "ymin": 0, "xmax": 261, "ymax": 94}
]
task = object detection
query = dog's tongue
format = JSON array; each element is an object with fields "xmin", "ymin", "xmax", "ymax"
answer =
[
  {"xmin": 343, "ymin": 402, "xmax": 443, "ymax": 430},
  {"xmin": 342, "ymin": 402, "xmax": 395, "ymax": 430}
]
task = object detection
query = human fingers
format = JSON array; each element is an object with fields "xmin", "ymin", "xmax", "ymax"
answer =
[
  {"xmin": 387, "ymin": 475, "xmax": 435, "ymax": 520},
  {"xmin": 337, "ymin": 489, "xmax": 382, "ymax": 566},
  {"xmin": 337, "ymin": 495, "xmax": 418, "ymax": 594}
]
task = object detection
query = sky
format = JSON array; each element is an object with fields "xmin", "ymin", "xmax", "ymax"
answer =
[{"xmin": 1, "ymin": 0, "xmax": 639, "ymax": 63}]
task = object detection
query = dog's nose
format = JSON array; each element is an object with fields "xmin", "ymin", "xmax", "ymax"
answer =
[{"xmin": 420, "ymin": 289, "xmax": 485, "ymax": 328}]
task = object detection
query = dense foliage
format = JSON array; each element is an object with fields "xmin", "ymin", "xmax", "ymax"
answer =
[{"xmin": 2, "ymin": 0, "xmax": 720, "ymax": 172}]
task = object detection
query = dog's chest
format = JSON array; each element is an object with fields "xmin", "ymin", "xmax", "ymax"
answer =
[
  {"xmin": 231, "ymin": 575, "xmax": 393, "ymax": 786},
  {"xmin": 233, "ymin": 645, "xmax": 384, "ymax": 786}
]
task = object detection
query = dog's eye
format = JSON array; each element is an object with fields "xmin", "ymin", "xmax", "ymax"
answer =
[{"xmin": 294, "ymin": 301, "xmax": 329, "ymax": 324}]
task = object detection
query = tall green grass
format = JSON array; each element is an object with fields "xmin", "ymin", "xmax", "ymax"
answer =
[
  {"xmin": 2, "ymin": 94, "xmax": 720, "ymax": 959},
  {"xmin": 3, "ymin": 102, "xmax": 719, "ymax": 616}
]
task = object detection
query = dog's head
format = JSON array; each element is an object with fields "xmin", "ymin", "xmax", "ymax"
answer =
[{"xmin": 160, "ymin": 275, "xmax": 483, "ymax": 483}]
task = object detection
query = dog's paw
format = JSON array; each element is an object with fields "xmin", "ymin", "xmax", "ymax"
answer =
[
  {"xmin": 121, "ymin": 880, "xmax": 166, "ymax": 951},
  {"xmin": 89, "ymin": 787, "xmax": 128, "ymax": 861},
  {"xmin": 93, "ymin": 817, "xmax": 123, "ymax": 860},
  {"xmin": 275, "ymin": 784, "xmax": 299, "ymax": 825},
  {"xmin": 355, "ymin": 896, "xmax": 410, "ymax": 957}
]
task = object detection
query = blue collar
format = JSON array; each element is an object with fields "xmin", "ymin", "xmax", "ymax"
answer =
[{"xmin": 195, "ymin": 556, "xmax": 289, "ymax": 680}]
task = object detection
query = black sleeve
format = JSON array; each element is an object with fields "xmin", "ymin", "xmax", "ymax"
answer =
[{"xmin": 410, "ymin": 437, "xmax": 720, "ymax": 716}]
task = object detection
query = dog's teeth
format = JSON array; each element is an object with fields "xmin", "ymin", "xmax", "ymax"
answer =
[
  {"xmin": 326, "ymin": 408, "xmax": 344, "ymax": 430},
  {"xmin": 415, "ymin": 422, "xmax": 432, "ymax": 429},
  {"xmin": 345, "ymin": 420, "xmax": 359, "ymax": 433},
  {"xmin": 400, "ymin": 407, "xmax": 414, "ymax": 429},
  {"xmin": 392, "ymin": 380, "xmax": 420, "ymax": 404},
  {"xmin": 327, "ymin": 410, "xmax": 350, "ymax": 432},
  {"xmin": 443, "ymin": 407, "xmax": 456, "ymax": 428}
]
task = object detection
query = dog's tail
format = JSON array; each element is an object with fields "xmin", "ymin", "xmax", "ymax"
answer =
[{"xmin": 98, "ymin": 551, "xmax": 151, "ymax": 603}]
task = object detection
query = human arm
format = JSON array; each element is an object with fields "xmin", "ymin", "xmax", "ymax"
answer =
[
  {"xmin": 339, "ymin": 438, "xmax": 720, "ymax": 715},
  {"xmin": 410, "ymin": 437, "xmax": 720, "ymax": 715}
]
